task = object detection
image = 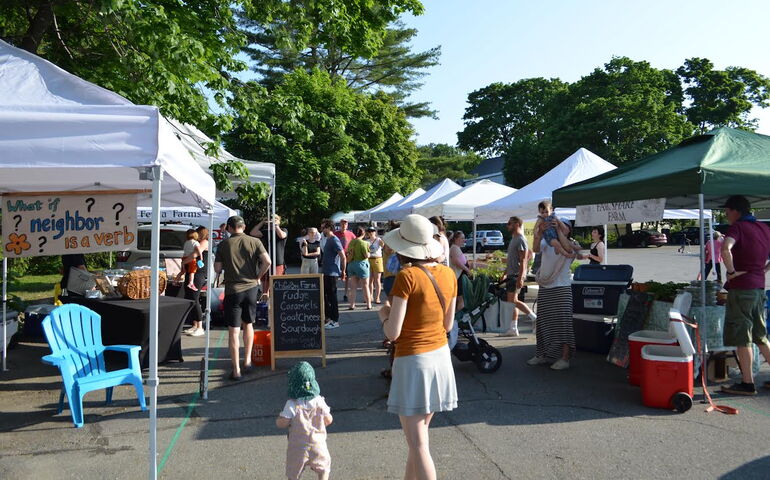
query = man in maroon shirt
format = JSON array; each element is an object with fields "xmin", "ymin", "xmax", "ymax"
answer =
[{"xmin": 720, "ymin": 196, "xmax": 770, "ymax": 395}]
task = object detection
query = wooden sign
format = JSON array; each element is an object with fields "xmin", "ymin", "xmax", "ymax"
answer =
[
  {"xmin": 2, "ymin": 192, "xmax": 137, "ymax": 258},
  {"xmin": 270, "ymin": 274, "xmax": 326, "ymax": 370}
]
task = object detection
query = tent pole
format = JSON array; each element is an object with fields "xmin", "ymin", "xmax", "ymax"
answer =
[
  {"xmin": 271, "ymin": 183, "xmax": 277, "ymax": 275},
  {"xmin": 708, "ymin": 216, "xmax": 716, "ymax": 281},
  {"xmin": 603, "ymin": 224, "xmax": 608, "ymax": 265},
  {"xmin": 698, "ymin": 194, "xmax": 707, "ymax": 394},
  {"xmin": 148, "ymin": 166, "xmax": 163, "ymax": 480},
  {"xmin": 2, "ymin": 257, "xmax": 7, "ymax": 372},
  {"xmin": 472, "ymin": 220, "xmax": 477, "ymax": 264},
  {"xmin": 203, "ymin": 210, "xmax": 214, "ymax": 400}
]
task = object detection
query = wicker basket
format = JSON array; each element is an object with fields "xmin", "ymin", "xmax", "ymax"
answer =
[{"xmin": 117, "ymin": 270, "xmax": 167, "ymax": 299}]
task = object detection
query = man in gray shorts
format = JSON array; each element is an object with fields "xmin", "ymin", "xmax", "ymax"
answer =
[
  {"xmin": 215, "ymin": 215, "xmax": 271, "ymax": 380},
  {"xmin": 719, "ymin": 196, "xmax": 770, "ymax": 396},
  {"xmin": 499, "ymin": 216, "xmax": 537, "ymax": 337}
]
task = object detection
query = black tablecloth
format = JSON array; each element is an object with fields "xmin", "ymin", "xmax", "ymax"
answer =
[{"xmin": 61, "ymin": 295, "xmax": 194, "ymax": 369}]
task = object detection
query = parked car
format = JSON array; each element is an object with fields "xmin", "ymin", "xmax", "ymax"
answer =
[
  {"xmin": 116, "ymin": 223, "xmax": 195, "ymax": 273},
  {"xmin": 464, "ymin": 230, "xmax": 505, "ymax": 252},
  {"xmin": 668, "ymin": 226, "xmax": 709, "ymax": 246},
  {"xmin": 616, "ymin": 230, "xmax": 667, "ymax": 248}
]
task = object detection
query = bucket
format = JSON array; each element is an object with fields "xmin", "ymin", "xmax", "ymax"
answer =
[
  {"xmin": 627, "ymin": 330, "xmax": 677, "ymax": 385},
  {"xmin": 640, "ymin": 345, "xmax": 693, "ymax": 411},
  {"xmin": 251, "ymin": 330, "xmax": 272, "ymax": 367}
]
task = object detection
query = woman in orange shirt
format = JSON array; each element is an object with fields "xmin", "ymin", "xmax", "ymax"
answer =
[{"xmin": 378, "ymin": 214, "xmax": 458, "ymax": 480}]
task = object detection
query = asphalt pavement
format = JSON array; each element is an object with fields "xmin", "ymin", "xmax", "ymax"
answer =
[{"xmin": 2, "ymin": 246, "xmax": 770, "ymax": 479}]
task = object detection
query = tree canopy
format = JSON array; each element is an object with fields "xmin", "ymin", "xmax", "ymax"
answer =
[
  {"xmin": 225, "ymin": 69, "xmax": 422, "ymax": 228},
  {"xmin": 458, "ymin": 56, "xmax": 770, "ymax": 187},
  {"xmin": 416, "ymin": 144, "xmax": 482, "ymax": 187}
]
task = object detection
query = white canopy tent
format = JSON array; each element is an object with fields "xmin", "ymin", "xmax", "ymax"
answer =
[
  {"xmin": 373, "ymin": 179, "xmax": 461, "ymax": 221},
  {"xmin": 354, "ymin": 192, "xmax": 404, "ymax": 222},
  {"xmin": 414, "ymin": 180, "xmax": 517, "ymax": 221},
  {"xmin": 0, "ymin": 40, "xmax": 218, "ymax": 479},
  {"xmin": 475, "ymin": 148, "xmax": 706, "ymax": 223},
  {"xmin": 370, "ymin": 188, "xmax": 426, "ymax": 222}
]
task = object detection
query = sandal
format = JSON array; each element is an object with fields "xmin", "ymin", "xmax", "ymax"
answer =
[{"xmin": 228, "ymin": 371, "xmax": 242, "ymax": 381}]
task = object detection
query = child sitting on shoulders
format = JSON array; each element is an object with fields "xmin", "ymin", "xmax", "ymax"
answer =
[
  {"xmin": 277, "ymin": 362, "xmax": 333, "ymax": 480},
  {"xmin": 536, "ymin": 200, "xmax": 570, "ymax": 256}
]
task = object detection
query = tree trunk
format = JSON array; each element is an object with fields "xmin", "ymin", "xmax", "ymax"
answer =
[{"xmin": 21, "ymin": 3, "xmax": 55, "ymax": 54}]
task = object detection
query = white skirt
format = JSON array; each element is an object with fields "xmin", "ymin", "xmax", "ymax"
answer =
[{"xmin": 387, "ymin": 344, "xmax": 458, "ymax": 416}]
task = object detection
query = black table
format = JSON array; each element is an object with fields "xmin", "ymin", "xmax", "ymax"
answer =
[{"xmin": 61, "ymin": 295, "xmax": 194, "ymax": 369}]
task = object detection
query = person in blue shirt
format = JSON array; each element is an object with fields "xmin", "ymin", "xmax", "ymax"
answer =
[{"xmin": 320, "ymin": 219, "xmax": 347, "ymax": 329}]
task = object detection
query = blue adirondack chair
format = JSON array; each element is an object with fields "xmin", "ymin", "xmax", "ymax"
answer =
[{"xmin": 41, "ymin": 304, "xmax": 147, "ymax": 428}]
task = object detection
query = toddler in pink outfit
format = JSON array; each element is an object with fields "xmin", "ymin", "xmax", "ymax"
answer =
[{"xmin": 276, "ymin": 362, "xmax": 333, "ymax": 480}]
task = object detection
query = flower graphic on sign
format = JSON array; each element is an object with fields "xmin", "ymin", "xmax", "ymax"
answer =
[{"xmin": 5, "ymin": 233, "xmax": 31, "ymax": 256}]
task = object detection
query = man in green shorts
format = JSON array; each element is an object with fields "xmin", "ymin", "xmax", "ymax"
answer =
[{"xmin": 720, "ymin": 196, "xmax": 770, "ymax": 395}]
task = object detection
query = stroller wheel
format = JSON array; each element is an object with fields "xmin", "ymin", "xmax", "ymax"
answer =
[
  {"xmin": 672, "ymin": 392, "xmax": 692, "ymax": 413},
  {"xmin": 475, "ymin": 344, "xmax": 502, "ymax": 373}
]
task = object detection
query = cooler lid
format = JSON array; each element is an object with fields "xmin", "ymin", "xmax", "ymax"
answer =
[
  {"xmin": 668, "ymin": 309, "xmax": 696, "ymax": 355},
  {"xmin": 628, "ymin": 330, "xmax": 677, "ymax": 343},
  {"xmin": 572, "ymin": 264, "xmax": 634, "ymax": 282}
]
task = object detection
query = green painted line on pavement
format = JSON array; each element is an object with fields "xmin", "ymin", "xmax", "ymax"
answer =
[{"xmin": 158, "ymin": 330, "xmax": 227, "ymax": 475}]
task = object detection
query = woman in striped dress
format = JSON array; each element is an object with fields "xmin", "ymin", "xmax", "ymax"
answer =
[{"xmin": 528, "ymin": 218, "xmax": 583, "ymax": 371}]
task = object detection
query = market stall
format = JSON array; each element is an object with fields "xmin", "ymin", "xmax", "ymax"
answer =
[
  {"xmin": 553, "ymin": 128, "xmax": 770, "ymax": 396},
  {"xmin": 0, "ymin": 39, "xmax": 217, "ymax": 480}
]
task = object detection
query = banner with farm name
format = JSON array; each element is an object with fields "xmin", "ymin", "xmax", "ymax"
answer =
[
  {"xmin": 575, "ymin": 198, "xmax": 666, "ymax": 227},
  {"xmin": 3, "ymin": 193, "xmax": 137, "ymax": 258}
]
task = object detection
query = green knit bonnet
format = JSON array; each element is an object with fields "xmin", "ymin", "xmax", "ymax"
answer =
[{"xmin": 287, "ymin": 361, "xmax": 320, "ymax": 400}]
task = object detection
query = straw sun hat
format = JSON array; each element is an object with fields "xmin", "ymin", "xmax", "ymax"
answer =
[{"xmin": 383, "ymin": 214, "xmax": 443, "ymax": 260}]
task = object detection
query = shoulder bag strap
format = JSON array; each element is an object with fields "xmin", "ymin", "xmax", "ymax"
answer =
[{"xmin": 414, "ymin": 265, "xmax": 447, "ymax": 315}]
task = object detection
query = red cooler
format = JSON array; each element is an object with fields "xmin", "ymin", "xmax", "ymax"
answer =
[
  {"xmin": 640, "ymin": 345, "xmax": 693, "ymax": 412},
  {"xmin": 627, "ymin": 330, "xmax": 678, "ymax": 385}
]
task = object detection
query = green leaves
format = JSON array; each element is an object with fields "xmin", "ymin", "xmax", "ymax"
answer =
[
  {"xmin": 459, "ymin": 56, "xmax": 770, "ymax": 188},
  {"xmin": 225, "ymin": 69, "xmax": 420, "ymax": 229}
]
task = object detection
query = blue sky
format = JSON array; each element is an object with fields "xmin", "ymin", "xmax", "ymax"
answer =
[{"xmin": 402, "ymin": 0, "xmax": 770, "ymax": 147}]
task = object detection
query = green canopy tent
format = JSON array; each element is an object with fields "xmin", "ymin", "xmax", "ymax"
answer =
[
  {"xmin": 552, "ymin": 127, "xmax": 770, "ymax": 210},
  {"xmin": 552, "ymin": 128, "xmax": 770, "ymax": 400}
]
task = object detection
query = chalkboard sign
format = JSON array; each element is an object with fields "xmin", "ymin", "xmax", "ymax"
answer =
[{"xmin": 270, "ymin": 274, "xmax": 326, "ymax": 370}]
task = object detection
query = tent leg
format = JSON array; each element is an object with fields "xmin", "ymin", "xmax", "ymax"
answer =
[
  {"xmin": 148, "ymin": 166, "xmax": 163, "ymax": 480},
  {"xmin": 271, "ymin": 185, "xmax": 277, "ymax": 275},
  {"xmin": 2, "ymin": 257, "xmax": 7, "ymax": 372},
  {"xmin": 698, "ymin": 194, "xmax": 707, "ymax": 394},
  {"xmin": 472, "ymin": 221, "xmax": 477, "ymax": 263},
  {"xmin": 603, "ymin": 224, "xmax": 608, "ymax": 265},
  {"xmin": 203, "ymin": 211, "xmax": 214, "ymax": 400}
]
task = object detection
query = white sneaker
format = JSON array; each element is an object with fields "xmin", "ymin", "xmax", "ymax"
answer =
[
  {"xmin": 527, "ymin": 312, "xmax": 537, "ymax": 322},
  {"xmin": 527, "ymin": 356, "xmax": 550, "ymax": 366},
  {"xmin": 183, "ymin": 327, "xmax": 197, "ymax": 334},
  {"xmin": 189, "ymin": 328, "xmax": 205, "ymax": 337},
  {"xmin": 550, "ymin": 359, "xmax": 570, "ymax": 370},
  {"xmin": 498, "ymin": 328, "xmax": 520, "ymax": 337},
  {"xmin": 325, "ymin": 321, "xmax": 339, "ymax": 329}
]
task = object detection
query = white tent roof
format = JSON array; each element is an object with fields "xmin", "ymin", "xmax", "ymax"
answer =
[
  {"xmin": 414, "ymin": 180, "xmax": 517, "ymax": 221},
  {"xmin": 0, "ymin": 39, "xmax": 215, "ymax": 207},
  {"xmin": 354, "ymin": 192, "xmax": 404, "ymax": 222},
  {"xmin": 168, "ymin": 120, "xmax": 275, "ymax": 188},
  {"xmin": 370, "ymin": 188, "xmax": 426, "ymax": 221},
  {"xmin": 375, "ymin": 179, "xmax": 461, "ymax": 221},
  {"xmin": 475, "ymin": 148, "xmax": 614, "ymax": 223},
  {"xmin": 474, "ymin": 148, "xmax": 706, "ymax": 223}
]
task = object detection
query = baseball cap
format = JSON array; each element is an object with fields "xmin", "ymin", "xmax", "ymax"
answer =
[
  {"xmin": 366, "ymin": 226, "xmax": 376, "ymax": 232},
  {"xmin": 720, "ymin": 195, "xmax": 750, "ymax": 212}
]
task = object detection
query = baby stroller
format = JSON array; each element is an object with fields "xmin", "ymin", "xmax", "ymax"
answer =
[{"xmin": 450, "ymin": 275, "xmax": 503, "ymax": 373}]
